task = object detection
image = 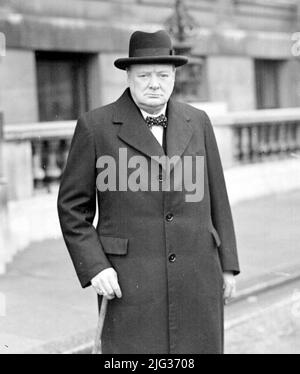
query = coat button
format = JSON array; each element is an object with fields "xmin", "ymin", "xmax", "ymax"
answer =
[
  {"xmin": 168, "ymin": 253, "xmax": 176, "ymax": 263},
  {"xmin": 166, "ymin": 213, "xmax": 174, "ymax": 222}
]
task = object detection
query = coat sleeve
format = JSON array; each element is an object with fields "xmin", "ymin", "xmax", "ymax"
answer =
[
  {"xmin": 203, "ymin": 112, "xmax": 240, "ymax": 276},
  {"xmin": 57, "ymin": 116, "xmax": 112, "ymax": 288}
]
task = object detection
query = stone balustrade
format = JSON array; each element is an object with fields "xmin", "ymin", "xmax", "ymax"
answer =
[
  {"xmin": 2, "ymin": 108, "xmax": 300, "ymax": 200},
  {"xmin": 3, "ymin": 121, "xmax": 75, "ymax": 200},
  {"xmin": 211, "ymin": 107, "xmax": 300, "ymax": 169}
]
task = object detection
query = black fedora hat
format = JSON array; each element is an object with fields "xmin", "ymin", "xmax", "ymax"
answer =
[{"xmin": 114, "ymin": 30, "xmax": 188, "ymax": 70}]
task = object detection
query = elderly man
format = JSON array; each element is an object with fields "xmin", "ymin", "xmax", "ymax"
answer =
[{"xmin": 57, "ymin": 30, "xmax": 240, "ymax": 354}]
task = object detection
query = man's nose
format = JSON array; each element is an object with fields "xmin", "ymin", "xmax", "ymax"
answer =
[{"xmin": 149, "ymin": 75, "xmax": 160, "ymax": 89}]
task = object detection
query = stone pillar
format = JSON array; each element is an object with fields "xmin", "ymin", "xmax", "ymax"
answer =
[
  {"xmin": 2, "ymin": 140, "xmax": 33, "ymax": 201},
  {"xmin": 0, "ymin": 113, "xmax": 6, "ymax": 203},
  {"xmin": 95, "ymin": 53, "xmax": 128, "ymax": 106},
  {"xmin": 278, "ymin": 59, "xmax": 300, "ymax": 108},
  {"xmin": 206, "ymin": 55, "xmax": 256, "ymax": 111},
  {"xmin": 0, "ymin": 111, "xmax": 9, "ymax": 273},
  {"xmin": 0, "ymin": 49, "xmax": 38, "ymax": 124},
  {"xmin": 0, "ymin": 49, "xmax": 36, "ymax": 200},
  {"xmin": 212, "ymin": 123, "xmax": 236, "ymax": 169}
]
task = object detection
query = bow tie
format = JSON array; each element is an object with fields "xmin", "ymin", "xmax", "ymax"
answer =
[{"xmin": 145, "ymin": 114, "xmax": 168, "ymax": 129}]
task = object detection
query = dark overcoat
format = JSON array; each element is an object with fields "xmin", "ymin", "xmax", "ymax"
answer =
[{"xmin": 57, "ymin": 88, "xmax": 240, "ymax": 354}]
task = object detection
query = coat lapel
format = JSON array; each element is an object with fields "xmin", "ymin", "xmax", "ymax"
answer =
[
  {"xmin": 113, "ymin": 89, "xmax": 194, "ymax": 172},
  {"xmin": 114, "ymin": 88, "xmax": 165, "ymax": 160},
  {"xmin": 166, "ymin": 96, "xmax": 194, "ymax": 161}
]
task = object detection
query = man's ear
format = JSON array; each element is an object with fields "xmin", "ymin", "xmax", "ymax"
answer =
[
  {"xmin": 172, "ymin": 65, "xmax": 176, "ymax": 78},
  {"xmin": 126, "ymin": 67, "xmax": 131, "ymax": 85}
]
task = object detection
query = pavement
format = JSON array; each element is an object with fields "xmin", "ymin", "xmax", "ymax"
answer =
[
  {"xmin": 225, "ymin": 278, "xmax": 300, "ymax": 354},
  {"xmin": 0, "ymin": 187, "xmax": 300, "ymax": 354},
  {"xmin": 232, "ymin": 188, "xmax": 300, "ymax": 294}
]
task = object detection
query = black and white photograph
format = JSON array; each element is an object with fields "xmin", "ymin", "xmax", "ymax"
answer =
[{"xmin": 0, "ymin": 0, "xmax": 300, "ymax": 356}]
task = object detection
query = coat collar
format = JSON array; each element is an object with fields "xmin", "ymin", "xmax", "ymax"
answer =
[{"xmin": 113, "ymin": 88, "xmax": 194, "ymax": 166}]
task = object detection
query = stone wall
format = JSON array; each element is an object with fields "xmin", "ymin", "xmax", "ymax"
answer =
[
  {"xmin": 206, "ymin": 55, "xmax": 256, "ymax": 111},
  {"xmin": 0, "ymin": 111, "xmax": 9, "ymax": 273},
  {"xmin": 0, "ymin": 0, "xmax": 298, "ymax": 118},
  {"xmin": 0, "ymin": 49, "xmax": 38, "ymax": 124},
  {"xmin": 0, "ymin": 0, "xmax": 298, "ymax": 52}
]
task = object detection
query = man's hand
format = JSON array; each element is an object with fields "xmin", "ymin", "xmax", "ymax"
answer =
[
  {"xmin": 223, "ymin": 271, "xmax": 236, "ymax": 304},
  {"xmin": 91, "ymin": 268, "xmax": 122, "ymax": 300}
]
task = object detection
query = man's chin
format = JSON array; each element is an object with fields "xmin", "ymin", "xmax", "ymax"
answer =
[{"xmin": 144, "ymin": 98, "xmax": 165, "ymax": 107}]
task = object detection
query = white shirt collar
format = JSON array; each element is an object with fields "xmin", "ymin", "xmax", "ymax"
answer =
[{"xmin": 140, "ymin": 104, "xmax": 167, "ymax": 120}]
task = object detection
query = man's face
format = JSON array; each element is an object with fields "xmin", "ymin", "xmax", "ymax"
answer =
[{"xmin": 127, "ymin": 64, "xmax": 175, "ymax": 114}]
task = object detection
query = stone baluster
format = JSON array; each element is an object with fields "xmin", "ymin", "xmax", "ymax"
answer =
[
  {"xmin": 261, "ymin": 124, "xmax": 270, "ymax": 160},
  {"xmin": 267, "ymin": 125, "xmax": 273, "ymax": 157},
  {"xmin": 288, "ymin": 122, "xmax": 297, "ymax": 155},
  {"xmin": 284, "ymin": 122, "xmax": 291, "ymax": 155},
  {"xmin": 294, "ymin": 122, "xmax": 299, "ymax": 152},
  {"xmin": 278, "ymin": 122, "xmax": 288, "ymax": 158},
  {"xmin": 241, "ymin": 125, "xmax": 251, "ymax": 162},
  {"xmin": 233, "ymin": 126, "xmax": 242, "ymax": 162},
  {"xmin": 250, "ymin": 125, "xmax": 259, "ymax": 162},
  {"xmin": 255, "ymin": 124, "xmax": 262, "ymax": 160},
  {"xmin": 268, "ymin": 124, "xmax": 279, "ymax": 159},
  {"xmin": 45, "ymin": 139, "xmax": 61, "ymax": 188},
  {"xmin": 32, "ymin": 140, "xmax": 46, "ymax": 188}
]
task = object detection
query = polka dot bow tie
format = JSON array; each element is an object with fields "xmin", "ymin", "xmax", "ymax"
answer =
[{"xmin": 145, "ymin": 114, "xmax": 168, "ymax": 129}]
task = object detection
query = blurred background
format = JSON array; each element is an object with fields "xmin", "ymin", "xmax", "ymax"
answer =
[{"xmin": 1, "ymin": 0, "xmax": 300, "ymax": 354}]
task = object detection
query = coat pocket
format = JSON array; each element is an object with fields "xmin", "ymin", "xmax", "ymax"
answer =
[
  {"xmin": 99, "ymin": 235, "xmax": 128, "ymax": 255},
  {"xmin": 208, "ymin": 224, "xmax": 221, "ymax": 248},
  {"xmin": 207, "ymin": 224, "xmax": 223, "ymax": 280}
]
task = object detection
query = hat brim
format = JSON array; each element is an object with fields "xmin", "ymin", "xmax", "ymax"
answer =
[{"xmin": 114, "ymin": 55, "xmax": 188, "ymax": 70}]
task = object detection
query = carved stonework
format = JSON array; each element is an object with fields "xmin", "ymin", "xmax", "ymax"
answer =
[
  {"xmin": 165, "ymin": 0, "xmax": 205, "ymax": 101},
  {"xmin": 165, "ymin": 0, "xmax": 199, "ymax": 43},
  {"xmin": 214, "ymin": 0, "xmax": 236, "ymax": 30}
]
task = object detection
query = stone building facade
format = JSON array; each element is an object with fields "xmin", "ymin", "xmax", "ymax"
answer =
[{"xmin": 0, "ymin": 0, "xmax": 300, "ymax": 126}]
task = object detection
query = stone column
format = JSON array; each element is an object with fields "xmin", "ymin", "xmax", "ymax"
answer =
[
  {"xmin": 0, "ymin": 111, "xmax": 9, "ymax": 273},
  {"xmin": 212, "ymin": 122, "xmax": 237, "ymax": 169},
  {"xmin": 278, "ymin": 59, "xmax": 300, "ymax": 108},
  {"xmin": 94, "ymin": 52, "xmax": 128, "ymax": 107},
  {"xmin": 206, "ymin": 55, "xmax": 256, "ymax": 111},
  {"xmin": 0, "ymin": 112, "xmax": 6, "ymax": 200},
  {"xmin": 1, "ymin": 134, "xmax": 33, "ymax": 201},
  {"xmin": 0, "ymin": 49, "xmax": 38, "ymax": 124}
]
